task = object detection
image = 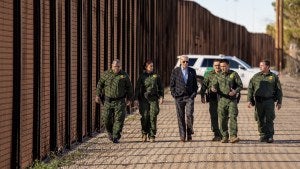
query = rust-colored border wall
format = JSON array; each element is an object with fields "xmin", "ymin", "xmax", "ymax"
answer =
[
  {"xmin": 0, "ymin": 0, "xmax": 275, "ymax": 168},
  {"xmin": 0, "ymin": 1, "xmax": 13, "ymax": 168},
  {"xmin": 40, "ymin": 0, "xmax": 51, "ymax": 159},
  {"xmin": 177, "ymin": 1, "xmax": 275, "ymax": 68}
]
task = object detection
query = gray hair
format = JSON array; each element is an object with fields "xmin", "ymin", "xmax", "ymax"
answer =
[
  {"xmin": 180, "ymin": 55, "xmax": 189, "ymax": 61},
  {"xmin": 112, "ymin": 59, "xmax": 120, "ymax": 66}
]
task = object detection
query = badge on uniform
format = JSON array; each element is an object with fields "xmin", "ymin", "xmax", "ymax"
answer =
[
  {"xmin": 230, "ymin": 73, "xmax": 235, "ymax": 79},
  {"xmin": 152, "ymin": 74, "xmax": 157, "ymax": 78},
  {"xmin": 269, "ymin": 76, "xmax": 273, "ymax": 81}
]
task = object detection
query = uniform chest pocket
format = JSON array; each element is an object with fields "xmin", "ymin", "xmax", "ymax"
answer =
[
  {"xmin": 145, "ymin": 77, "xmax": 156, "ymax": 87},
  {"xmin": 116, "ymin": 76, "xmax": 127, "ymax": 87},
  {"xmin": 105, "ymin": 75, "xmax": 126, "ymax": 89}
]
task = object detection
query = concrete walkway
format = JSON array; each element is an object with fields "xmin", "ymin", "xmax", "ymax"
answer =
[{"xmin": 63, "ymin": 75, "xmax": 300, "ymax": 169}]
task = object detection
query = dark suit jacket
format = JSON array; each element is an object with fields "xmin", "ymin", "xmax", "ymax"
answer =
[{"xmin": 170, "ymin": 66, "xmax": 198, "ymax": 98}]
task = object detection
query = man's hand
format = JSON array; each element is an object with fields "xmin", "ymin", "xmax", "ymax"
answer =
[
  {"xmin": 228, "ymin": 88, "xmax": 236, "ymax": 96},
  {"xmin": 276, "ymin": 103, "xmax": 282, "ymax": 110},
  {"xmin": 211, "ymin": 86, "xmax": 217, "ymax": 92},
  {"xmin": 247, "ymin": 101, "xmax": 253, "ymax": 108},
  {"xmin": 95, "ymin": 96, "xmax": 100, "ymax": 104},
  {"xmin": 159, "ymin": 98, "xmax": 164, "ymax": 104},
  {"xmin": 134, "ymin": 100, "xmax": 139, "ymax": 107},
  {"xmin": 201, "ymin": 97, "xmax": 206, "ymax": 103},
  {"xmin": 126, "ymin": 100, "xmax": 131, "ymax": 106}
]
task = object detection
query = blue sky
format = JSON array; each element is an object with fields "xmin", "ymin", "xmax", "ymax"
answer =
[{"xmin": 192, "ymin": 0, "xmax": 276, "ymax": 33}]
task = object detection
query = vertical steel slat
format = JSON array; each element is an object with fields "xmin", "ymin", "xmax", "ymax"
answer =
[
  {"xmin": 50, "ymin": 0, "xmax": 58, "ymax": 151},
  {"xmin": 77, "ymin": 0, "xmax": 83, "ymax": 142},
  {"xmin": 95, "ymin": 0, "xmax": 101, "ymax": 132},
  {"xmin": 117, "ymin": 0, "xmax": 124, "ymax": 60},
  {"xmin": 122, "ymin": 0, "xmax": 126, "ymax": 66},
  {"xmin": 12, "ymin": 0, "xmax": 21, "ymax": 168},
  {"xmin": 33, "ymin": 0, "xmax": 41, "ymax": 160},
  {"xmin": 87, "ymin": 0, "xmax": 93, "ymax": 136},
  {"xmin": 65, "ymin": 0, "xmax": 71, "ymax": 149},
  {"xmin": 104, "ymin": 0, "xmax": 108, "ymax": 70},
  {"xmin": 110, "ymin": 0, "xmax": 114, "ymax": 60}
]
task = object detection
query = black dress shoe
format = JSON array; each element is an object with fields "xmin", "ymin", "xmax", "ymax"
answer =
[
  {"xmin": 187, "ymin": 135, "xmax": 192, "ymax": 141},
  {"xmin": 212, "ymin": 136, "xmax": 222, "ymax": 141},
  {"xmin": 113, "ymin": 138, "xmax": 119, "ymax": 143},
  {"xmin": 267, "ymin": 137, "xmax": 274, "ymax": 143},
  {"xmin": 259, "ymin": 136, "xmax": 267, "ymax": 142}
]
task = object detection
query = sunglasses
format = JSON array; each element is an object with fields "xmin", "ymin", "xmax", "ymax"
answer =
[{"xmin": 182, "ymin": 61, "xmax": 189, "ymax": 63}]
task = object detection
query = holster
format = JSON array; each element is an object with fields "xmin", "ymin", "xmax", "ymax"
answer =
[
  {"xmin": 100, "ymin": 94, "xmax": 105, "ymax": 105},
  {"xmin": 205, "ymin": 92, "xmax": 218, "ymax": 102}
]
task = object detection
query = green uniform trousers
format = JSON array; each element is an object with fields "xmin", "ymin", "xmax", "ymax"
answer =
[
  {"xmin": 139, "ymin": 98, "xmax": 159, "ymax": 138},
  {"xmin": 209, "ymin": 99, "xmax": 222, "ymax": 137},
  {"xmin": 255, "ymin": 99, "xmax": 275, "ymax": 138},
  {"xmin": 218, "ymin": 98, "xmax": 238, "ymax": 138},
  {"xmin": 102, "ymin": 100, "xmax": 126, "ymax": 140}
]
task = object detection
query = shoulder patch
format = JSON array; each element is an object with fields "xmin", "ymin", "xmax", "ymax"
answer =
[
  {"xmin": 153, "ymin": 74, "xmax": 157, "ymax": 78},
  {"xmin": 229, "ymin": 73, "xmax": 235, "ymax": 79}
]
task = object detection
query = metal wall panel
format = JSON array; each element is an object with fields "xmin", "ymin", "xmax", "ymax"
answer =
[
  {"xmin": 91, "ymin": 0, "xmax": 97, "ymax": 134},
  {"xmin": 20, "ymin": 0, "xmax": 34, "ymax": 167},
  {"xmin": 81, "ymin": 0, "xmax": 88, "ymax": 139},
  {"xmin": 136, "ymin": 0, "xmax": 177, "ymax": 87},
  {"xmin": 40, "ymin": 0, "xmax": 51, "ymax": 159},
  {"xmin": 177, "ymin": 1, "xmax": 275, "ymax": 67},
  {"xmin": 0, "ymin": 0, "xmax": 276, "ymax": 168},
  {"xmin": 56, "ymin": 0, "xmax": 66, "ymax": 151},
  {"xmin": 0, "ymin": 0, "xmax": 13, "ymax": 168},
  {"xmin": 71, "ymin": 0, "xmax": 78, "ymax": 144}
]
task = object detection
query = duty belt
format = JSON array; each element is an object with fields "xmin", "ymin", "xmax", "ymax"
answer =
[
  {"xmin": 105, "ymin": 96, "xmax": 125, "ymax": 102},
  {"xmin": 219, "ymin": 93, "xmax": 236, "ymax": 100}
]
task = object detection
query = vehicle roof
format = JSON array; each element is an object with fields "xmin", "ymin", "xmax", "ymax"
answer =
[{"xmin": 177, "ymin": 54, "xmax": 237, "ymax": 59}]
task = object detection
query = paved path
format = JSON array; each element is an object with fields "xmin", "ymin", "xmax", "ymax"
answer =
[{"xmin": 63, "ymin": 75, "xmax": 300, "ymax": 169}]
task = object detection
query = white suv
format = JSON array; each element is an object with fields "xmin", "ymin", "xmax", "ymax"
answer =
[{"xmin": 175, "ymin": 54, "xmax": 279, "ymax": 88}]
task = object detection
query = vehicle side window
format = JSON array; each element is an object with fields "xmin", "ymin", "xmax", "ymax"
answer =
[
  {"xmin": 229, "ymin": 60, "xmax": 239, "ymax": 69},
  {"xmin": 201, "ymin": 59, "xmax": 214, "ymax": 67},
  {"xmin": 188, "ymin": 58, "xmax": 197, "ymax": 66}
]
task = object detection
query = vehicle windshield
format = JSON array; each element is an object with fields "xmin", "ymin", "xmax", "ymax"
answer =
[
  {"xmin": 187, "ymin": 58, "xmax": 197, "ymax": 66},
  {"xmin": 236, "ymin": 58, "xmax": 252, "ymax": 69}
]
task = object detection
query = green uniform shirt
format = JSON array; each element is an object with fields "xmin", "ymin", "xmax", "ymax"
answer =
[
  {"xmin": 247, "ymin": 71, "xmax": 282, "ymax": 104},
  {"xmin": 96, "ymin": 69, "xmax": 133, "ymax": 100},
  {"xmin": 200, "ymin": 70, "xmax": 220, "ymax": 98},
  {"xmin": 212, "ymin": 70, "xmax": 243, "ymax": 97},
  {"xmin": 134, "ymin": 72, "xmax": 164, "ymax": 100}
]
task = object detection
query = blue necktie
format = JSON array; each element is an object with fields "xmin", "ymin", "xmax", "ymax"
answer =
[{"xmin": 183, "ymin": 71, "xmax": 188, "ymax": 84}]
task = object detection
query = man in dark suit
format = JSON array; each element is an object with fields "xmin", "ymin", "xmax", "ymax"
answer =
[{"xmin": 170, "ymin": 55, "xmax": 198, "ymax": 142}]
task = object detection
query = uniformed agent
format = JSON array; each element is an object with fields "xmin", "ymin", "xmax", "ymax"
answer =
[
  {"xmin": 211, "ymin": 59, "xmax": 243, "ymax": 143},
  {"xmin": 95, "ymin": 59, "xmax": 133, "ymax": 143},
  {"xmin": 247, "ymin": 60, "xmax": 282, "ymax": 143},
  {"xmin": 200, "ymin": 59, "xmax": 222, "ymax": 141},
  {"xmin": 134, "ymin": 60, "xmax": 164, "ymax": 143}
]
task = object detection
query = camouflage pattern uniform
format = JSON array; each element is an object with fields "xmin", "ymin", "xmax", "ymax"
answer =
[
  {"xmin": 247, "ymin": 71, "xmax": 282, "ymax": 140},
  {"xmin": 200, "ymin": 70, "xmax": 222, "ymax": 138},
  {"xmin": 96, "ymin": 69, "xmax": 133, "ymax": 141},
  {"xmin": 134, "ymin": 72, "xmax": 164, "ymax": 139},
  {"xmin": 212, "ymin": 70, "xmax": 243, "ymax": 140}
]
